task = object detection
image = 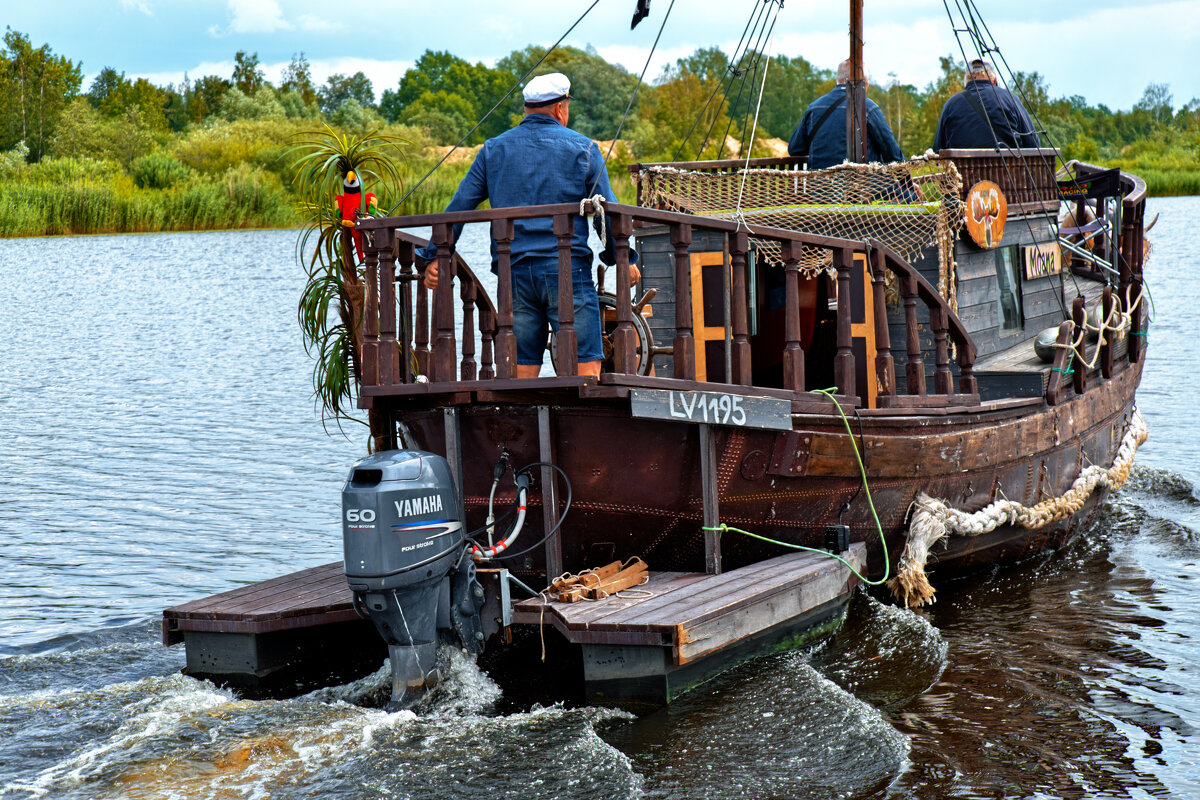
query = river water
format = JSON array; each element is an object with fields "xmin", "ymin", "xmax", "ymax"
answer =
[{"xmin": 0, "ymin": 198, "xmax": 1196, "ymax": 799}]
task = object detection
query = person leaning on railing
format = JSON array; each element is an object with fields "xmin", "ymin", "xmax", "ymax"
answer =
[
  {"xmin": 415, "ymin": 72, "xmax": 640, "ymax": 379},
  {"xmin": 932, "ymin": 59, "xmax": 1040, "ymax": 151}
]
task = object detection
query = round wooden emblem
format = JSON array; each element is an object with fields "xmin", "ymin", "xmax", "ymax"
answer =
[{"xmin": 965, "ymin": 180, "xmax": 1007, "ymax": 249}]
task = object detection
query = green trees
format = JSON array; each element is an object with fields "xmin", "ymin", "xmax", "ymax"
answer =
[
  {"xmin": 319, "ymin": 72, "xmax": 376, "ymax": 116},
  {"xmin": 0, "ymin": 28, "xmax": 82, "ymax": 161},
  {"xmin": 380, "ymin": 50, "xmax": 513, "ymax": 144},
  {"xmin": 496, "ymin": 45, "xmax": 640, "ymax": 141}
]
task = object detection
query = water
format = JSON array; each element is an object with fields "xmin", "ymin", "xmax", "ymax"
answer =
[{"xmin": 1, "ymin": 199, "xmax": 1197, "ymax": 798}]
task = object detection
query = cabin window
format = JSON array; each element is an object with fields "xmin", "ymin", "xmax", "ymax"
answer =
[{"xmin": 994, "ymin": 245, "xmax": 1023, "ymax": 335}]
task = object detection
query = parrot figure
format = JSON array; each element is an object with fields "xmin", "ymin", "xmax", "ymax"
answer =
[{"xmin": 334, "ymin": 169, "xmax": 378, "ymax": 262}]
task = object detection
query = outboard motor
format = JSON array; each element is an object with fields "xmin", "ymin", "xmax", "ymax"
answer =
[{"xmin": 342, "ymin": 450, "xmax": 486, "ymax": 709}]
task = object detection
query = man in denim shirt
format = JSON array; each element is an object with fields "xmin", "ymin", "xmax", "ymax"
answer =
[{"xmin": 417, "ymin": 72, "xmax": 639, "ymax": 378}]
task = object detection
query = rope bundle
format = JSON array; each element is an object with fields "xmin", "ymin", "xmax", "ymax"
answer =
[{"xmin": 888, "ymin": 406, "xmax": 1148, "ymax": 608}]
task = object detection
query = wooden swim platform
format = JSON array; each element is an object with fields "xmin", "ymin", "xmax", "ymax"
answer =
[
  {"xmin": 162, "ymin": 562, "xmax": 385, "ymax": 696},
  {"xmin": 162, "ymin": 544, "xmax": 863, "ymax": 706},
  {"xmin": 513, "ymin": 544, "xmax": 865, "ymax": 706}
]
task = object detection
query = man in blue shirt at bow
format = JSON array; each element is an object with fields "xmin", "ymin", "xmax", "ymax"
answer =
[
  {"xmin": 417, "ymin": 72, "xmax": 638, "ymax": 379},
  {"xmin": 787, "ymin": 59, "xmax": 904, "ymax": 169}
]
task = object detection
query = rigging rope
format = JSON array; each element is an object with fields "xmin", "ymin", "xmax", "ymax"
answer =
[
  {"xmin": 672, "ymin": 0, "xmax": 771, "ymax": 161},
  {"xmin": 385, "ymin": 0, "xmax": 602, "ymax": 216},
  {"xmin": 589, "ymin": 0, "xmax": 676, "ymax": 197}
]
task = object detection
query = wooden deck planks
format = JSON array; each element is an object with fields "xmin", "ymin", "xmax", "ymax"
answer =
[
  {"xmin": 164, "ymin": 562, "xmax": 353, "ymax": 625},
  {"xmin": 513, "ymin": 545, "xmax": 864, "ymax": 664}
]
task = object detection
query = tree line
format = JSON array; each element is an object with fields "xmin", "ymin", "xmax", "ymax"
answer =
[{"xmin": 1, "ymin": 27, "xmax": 1197, "ymax": 237}]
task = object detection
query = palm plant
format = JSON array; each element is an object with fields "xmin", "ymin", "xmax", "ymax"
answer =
[{"xmin": 289, "ymin": 124, "xmax": 406, "ymax": 428}]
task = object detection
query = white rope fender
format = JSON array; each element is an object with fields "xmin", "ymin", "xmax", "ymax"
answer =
[
  {"xmin": 579, "ymin": 194, "xmax": 608, "ymax": 250},
  {"xmin": 888, "ymin": 406, "xmax": 1149, "ymax": 608}
]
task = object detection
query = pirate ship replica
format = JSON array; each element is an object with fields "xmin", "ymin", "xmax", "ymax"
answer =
[{"xmin": 164, "ymin": 0, "xmax": 1150, "ymax": 709}]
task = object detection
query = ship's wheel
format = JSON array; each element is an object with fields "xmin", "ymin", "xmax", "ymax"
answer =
[{"xmin": 548, "ymin": 288, "xmax": 661, "ymax": 376}]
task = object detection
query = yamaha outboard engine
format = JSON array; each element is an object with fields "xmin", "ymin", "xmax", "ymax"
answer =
[{"xmin": 342, "ymin": 450, "xmax": 486, "ymax": 709}]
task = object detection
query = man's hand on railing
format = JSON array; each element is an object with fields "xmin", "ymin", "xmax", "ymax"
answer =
[{"xmin": 421, "ymin": 260, "xmax": 438, "ymax": 290}]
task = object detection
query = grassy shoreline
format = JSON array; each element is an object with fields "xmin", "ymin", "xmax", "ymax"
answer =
[{"xmin": 0, "ymin": 157, "xmax": 1189, "ymax": 239}]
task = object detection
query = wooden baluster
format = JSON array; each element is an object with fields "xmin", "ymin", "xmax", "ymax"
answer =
[
  {"xmin": 612, "ymin": 213, "xmax": 636, "ymax": 374},
  {"xmin": 361, "ymin": 230, "xmax": 381, "ymax": 389},
  {"xmin": 398, "ymin": 240, "xmax": 415, "ymax": 383},
  {"xmin": 1100, "ymin": 285, "xmax": 1114, "ymax": 379},
  {"xmin": 834, "ymin": 247, "xmax": 856, "ymax": 400},
  {"xmin": 415, "ymin": 276, "xmax": 430, "ymax": 378},
  {"xmin": 671, "ymin": 223, "xmax": 696, "ymax": 380},
  {"xmin": 432, "ymin": 222, "xmax": 456, "ymax": 382},
  {"xmin": 1128, "ymin": 204, "xmax": 1145, "ymax": 364},
  {"xmin": 377, "ymin": 228, "xmax": 397, "ymax": 387},
  {"xmin": 730, "ymin": 230, "xmax": 752, "ymax": 385},
  {"xmin": 1044, "ymin": 321, "xmax": 1074, "ymax": 406},
  {"xmin": 480, "ymin": 306, "xmax": 495, "ymax": 380},
  {"xmin": 781, "ymin": 239, "xmax": 806, "ymax": 391},
  {"xmin": 459, "ymin": 267, "xmax": 477, "ymax": 381},
  {"xmin": 492, "ymin": 218, "xmax": 516, "ymax": 379},
  {"xmin": 1072, "ymin": 296, "xmax": 1087, "ymax": 394},
  {"xmin": 870, "ymin": 247, "xmax": 894, "ymax": 398},
  {"xmin": 553, "ymin": 214, "xmax": 578, "ymax": 376},
  {"xmin": 931, "ymin": 306, "xmax": 952, "ymax": 395},
  {"xmin": 902, "ymin": 272, "xmax": 925, "ymax": 395},
  {"xmin": 957, "ymin": 343, "xmax": 977, "ymax": 396}
]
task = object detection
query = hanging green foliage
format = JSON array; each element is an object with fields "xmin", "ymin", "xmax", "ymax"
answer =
[{"xmin": 288, "ymin": 124, "xmax": 407, "ymax": 427}]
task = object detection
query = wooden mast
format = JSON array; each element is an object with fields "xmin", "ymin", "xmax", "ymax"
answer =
[{"xmin": 846, "ymin": 0, "xmax": 868, "ymax": 162}]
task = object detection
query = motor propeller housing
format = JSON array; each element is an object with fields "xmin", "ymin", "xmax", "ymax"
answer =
[{"xmin": 342, "ymin": 450, "xmax": 484, "ymax": 709}]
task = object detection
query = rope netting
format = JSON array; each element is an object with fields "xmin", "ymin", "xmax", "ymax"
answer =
[{"xmin": 635, "ymin": 158, "xmax": 968, "ymax": 307}]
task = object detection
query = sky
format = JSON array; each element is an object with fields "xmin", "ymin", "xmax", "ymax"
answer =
[{"xmin": 5, "ymin": 0, "xmax": 1198, "ymax": 114}]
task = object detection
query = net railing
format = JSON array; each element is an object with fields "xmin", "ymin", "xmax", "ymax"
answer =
[{"xmin": 635, "ymin": 158, "xmax": 968, "ymax": 308}]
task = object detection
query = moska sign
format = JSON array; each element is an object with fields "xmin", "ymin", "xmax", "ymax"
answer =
[{"xmin": 1023, "ymin": 241, "xmax": 1061, "ymax": 279}]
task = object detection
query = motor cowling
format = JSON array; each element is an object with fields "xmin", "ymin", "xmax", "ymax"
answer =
[{"xmin": 342, "ymin": 449, "xmax": 485, "ymax": 709}]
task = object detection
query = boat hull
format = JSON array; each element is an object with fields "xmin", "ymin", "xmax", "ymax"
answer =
[{"xmin": 393, "ymin": 358, "xmax": 1140, "ymax": 591}]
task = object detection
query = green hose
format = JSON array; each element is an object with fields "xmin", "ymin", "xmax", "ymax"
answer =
[{"xmin": 701, "ymin": 387, "xmax": 890, "ymax": 586}]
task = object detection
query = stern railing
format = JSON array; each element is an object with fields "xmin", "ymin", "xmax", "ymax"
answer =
[{"xmin": 355, "ymin": 202, "xmax": 979, "ymax": 408}]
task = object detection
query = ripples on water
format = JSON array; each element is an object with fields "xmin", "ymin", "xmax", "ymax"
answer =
[{"xmin": 1, "ymin": 198, "xmax": 1198, "ymax": 799}]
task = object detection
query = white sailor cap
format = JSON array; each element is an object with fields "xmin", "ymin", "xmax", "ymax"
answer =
[{"xmin": 523, "ymin": 73, "xmax": 571, "ymax": 106}]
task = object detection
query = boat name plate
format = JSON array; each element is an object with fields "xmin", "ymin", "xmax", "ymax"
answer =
[{"xmin": 630, "ymin": 389, "xmax": 792, "ymax": 431}]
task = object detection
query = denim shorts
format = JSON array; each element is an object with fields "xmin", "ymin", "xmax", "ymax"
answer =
[{"xmin": 511, "ymin": 261, "xmax": 604, "ymax": 365}]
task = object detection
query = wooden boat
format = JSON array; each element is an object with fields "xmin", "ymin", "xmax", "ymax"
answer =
[
  {"xmin": 173, "ymin": 2, "xmax": 1146, "ymax": 708},
  {"xmin": 350, "ymin": 149, "xmax": 1148, "ymax": 584}
]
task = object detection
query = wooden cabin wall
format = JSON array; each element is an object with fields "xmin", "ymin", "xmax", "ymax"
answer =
[
  {"xmin": 888, "ymin": 214, "xmax": 1065, "ymax": 387},
  {"xmin": 633, "ymin": 226, "xmax": 729, "ymax": 378},
  {"xmin": 954, "ymin": 215, "xmax": 1064, "ymax": 358}
]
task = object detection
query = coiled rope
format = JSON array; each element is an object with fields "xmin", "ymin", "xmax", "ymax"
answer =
[{"xmin": 888, "ymin": 406, "xmax": 1148, "ymax": 608}]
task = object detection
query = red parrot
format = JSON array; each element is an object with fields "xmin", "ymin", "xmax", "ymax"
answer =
[{"xmin": 335, "ymin": 170, "xmax": 378, "ymax": 262}]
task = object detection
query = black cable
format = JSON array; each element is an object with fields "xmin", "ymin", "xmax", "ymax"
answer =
[
  {"xmin": 385, "ymin": 0, "xmax": 601, "ymax": 215},
  {"xmin": 715, "ymin": 2, "xmax": 775, "ymax": 158},
  {"xmin": 492, "ymin": 461, "xmax": 573, "ymax": 562},
  {"xmin": 696, "ymin": 0, "xmax": 772, "ymax": 158},
  {"xmin": 589, "ymin": 0, "xmax": 677, "ymax": 197},
  {"xmin": 838, "ymin": 404, "xmax": 869, "ymax": 524},
  {"xmin": 463, "ymin": 501, "xmax": 519, "ymax": 542},
  {"xmin": 670, "ymin": 0, "xmax": 766, "ymax": 162}
]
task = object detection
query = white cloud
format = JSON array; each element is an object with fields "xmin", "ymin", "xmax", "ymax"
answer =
[
  {"xmin": 297, "ymin": 13, "xmax": 342, "ymax": 32},
  {"xmin": 214, "ymin": 0, "xmax": 293, "ymax": 35},
  {"xmin": 119, "ymin": 0, "xmax": 153, "ymax": 15}
]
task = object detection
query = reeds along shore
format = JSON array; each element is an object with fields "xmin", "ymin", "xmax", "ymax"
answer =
[
  {"xmin": 0, "ymin": 151, "xmax": 638, "ymax": 239},
  {"xmin": 0, "ymin": 150, "xmax": 475, "ymax": 238},
  {"xmin": 0, "ymin": 110, "xmax": 1188, "ymax": 239}
]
